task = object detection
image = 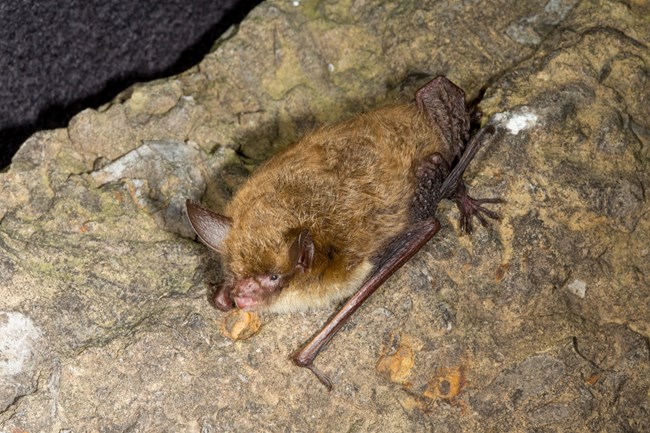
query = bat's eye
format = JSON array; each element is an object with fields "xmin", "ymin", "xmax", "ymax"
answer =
[{"xmin": 269, "ymin": 274, "xmax": 279, "ymax": 281}]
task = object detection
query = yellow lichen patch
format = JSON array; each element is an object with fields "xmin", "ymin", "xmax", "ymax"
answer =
[
  {"xmin": 376, "ymin": 334, "xmax": 418, "ymax": 386},
  {"xmin": 220, "ymin": 310, "xmax": 262, "ymax": 341},
  {"xmin": 423, "ymin": 366, "xmax": 465, "ymax": 401},
  {"xmin": 260, "ymin": 31, "xmax": 307, "ymax": 101},
  {"xmin": 125, "ymin": 81, "xmax": 182, "ymax": 116}
]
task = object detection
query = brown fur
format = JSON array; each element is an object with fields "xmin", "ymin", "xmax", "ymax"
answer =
[{"xmin": 221, "ymin": 104, "xmax": 455, "ymax": 312}]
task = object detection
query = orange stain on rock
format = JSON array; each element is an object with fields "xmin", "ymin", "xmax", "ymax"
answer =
[
  {"xmin": 220, "ymin": 309, "xmax": 261, "ymax": 340},
  {"xmin": 376, "ymin": 334, "xmax": 420, "ymax": 386},
  {"xmin": 585, "ymin": 372, "xmax": 602, "ymax": 386},
  {"xmin": 423, "ymin": 366, "xmax": 465, "ymax": 401},
  {"xmin": 495, "ymin": 262, "xmax": 510, "ymax": 281}
]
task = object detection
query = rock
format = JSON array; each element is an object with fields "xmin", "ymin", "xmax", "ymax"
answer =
[
  {"xmin": 1, "ymin": 0, "xmax": 648, "ymax": 431},
  {"xmin": 90, "ymin": 140, "xmax": 207, "ymax": 238},
  {"xmin": 376, "ymin": 333, "xmax": 418, "ymax": 385},
  {"xmin": 220, "ymin": 310, "xmax": 262, "ymax": 341},
  {"xmin": 0, "ymin": 312, "xmax": 45, "ymax": 413}
]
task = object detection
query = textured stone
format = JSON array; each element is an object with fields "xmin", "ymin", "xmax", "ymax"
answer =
[
  {"xmin": 1, "ymin": 0, "xmax": 648, "ymax": 431},
  {"xmin": 0, "ymin": 312, "xmax": 45, "ymax": 413}
]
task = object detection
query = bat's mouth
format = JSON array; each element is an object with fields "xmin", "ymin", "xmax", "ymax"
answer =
[{"xmin": 234, "ymin": 296, "xmax": 257, "ymax": 310}]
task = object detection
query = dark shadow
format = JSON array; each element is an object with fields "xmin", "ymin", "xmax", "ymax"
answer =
[{"xmin": 0, "ymin": 0, "xmax": 263, "ymax": 171}]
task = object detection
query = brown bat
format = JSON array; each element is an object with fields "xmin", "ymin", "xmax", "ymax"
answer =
[{"xmin": 186, "ymin": 76, "xmax": 500, "ymax": 388}]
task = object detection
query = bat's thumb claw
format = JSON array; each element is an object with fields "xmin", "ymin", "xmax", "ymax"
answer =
[
  {"xmin": 307, "ymin": 364, "xmax": 333, "ymax": 391},
  {"xmin": 293, "ymin": 352, "xmax": 333, "ymax": 390}
]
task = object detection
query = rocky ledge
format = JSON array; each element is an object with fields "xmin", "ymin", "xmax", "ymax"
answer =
[{"xmin": 1, "ymin": 0, "xmax": 648, "ymax": 431}]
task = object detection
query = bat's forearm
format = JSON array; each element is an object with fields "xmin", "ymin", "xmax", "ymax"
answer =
[{"xmin": 292, "ymin": 219, "xmax": 442, "ymax": 389}]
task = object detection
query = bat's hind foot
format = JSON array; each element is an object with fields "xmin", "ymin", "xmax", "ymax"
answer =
[
  {"xmin": 410, "ymin": 136, "xmax": 502, "ymax": 232},
  {"xmin": 453, "ymin": 184, "xmax": 502, "ymax": 233}
]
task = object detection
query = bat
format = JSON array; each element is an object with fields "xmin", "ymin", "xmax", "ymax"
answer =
[{"xmin": 186, "ymin": 76, "xmax": 500, "ymax": 388}]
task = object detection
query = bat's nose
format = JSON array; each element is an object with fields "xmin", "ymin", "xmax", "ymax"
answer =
[
  {"xmin": 230, "ymin": 278, "xmax": 262, "ymax": 310},
  {"xmin": 213, "ymin": 287, "xmax": 235, "ymax": 311},
  {"xmin": 234, "ymin": 278, "xmax": 259, "ymax": 297}
]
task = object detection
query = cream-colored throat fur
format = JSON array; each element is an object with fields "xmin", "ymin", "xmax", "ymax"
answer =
[{"xmin": 267, "ymin": 260, "xmax": 374, "ymax": 313}]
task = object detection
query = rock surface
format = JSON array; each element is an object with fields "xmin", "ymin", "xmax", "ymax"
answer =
[{"xmin": 1, "ymin": 0, "xmax": 649, "ymax": 431}]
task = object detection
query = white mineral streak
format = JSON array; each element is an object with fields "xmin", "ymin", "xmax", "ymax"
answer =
[
  {"xmin": 567, "ymin": 279, "xmax": 587, "ymax": 298},
  {"xmin": 493, "ymin": 107, "xmax": 539, "ymax": 135},
  {"xmin": 90, "ymin": 141, "xmax": 199, "ymax": 185},
  {"xmin": 0, "ymin": 311, "xmax": 42, "ymax": 377}
]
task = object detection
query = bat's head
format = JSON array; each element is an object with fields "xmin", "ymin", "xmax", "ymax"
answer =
[{"xmin": 185, "ymin": 200, "xmax": 314, "ymax": 311}]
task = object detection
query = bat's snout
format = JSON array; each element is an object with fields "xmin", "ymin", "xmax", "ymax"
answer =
[{"xmin": 213, "ymin": 286, "xmax": 235, "ymax": 311}]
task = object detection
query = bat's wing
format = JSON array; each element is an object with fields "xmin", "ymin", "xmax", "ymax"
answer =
[{"xmin": 416, "ymin": 76, "xmax": 471, "ymax": 154}]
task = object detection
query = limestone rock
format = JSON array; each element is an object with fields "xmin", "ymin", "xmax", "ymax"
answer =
[{"xmin": 1, "ymin": 0, "xmax": 648, "ymax": 431}]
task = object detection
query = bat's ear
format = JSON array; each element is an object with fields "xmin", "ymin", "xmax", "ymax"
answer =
[
  {"xmin": 185, "ymin": 199, "xmax": 232, "ymax": 253},
  {"xmin": 290, "ymin": 229, "xmax": 314, "ymax": 273}
]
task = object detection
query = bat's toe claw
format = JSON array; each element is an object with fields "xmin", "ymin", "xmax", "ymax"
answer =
[{"xmin": 455, "ymin": 194, "xmax": 502, "ymax": 233}]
